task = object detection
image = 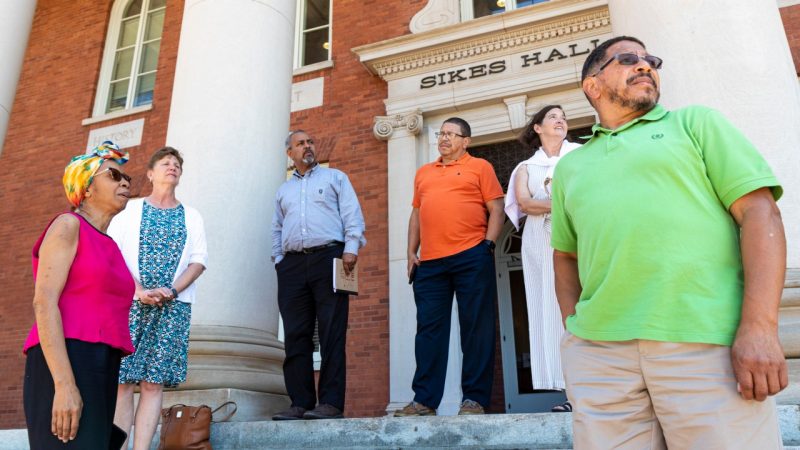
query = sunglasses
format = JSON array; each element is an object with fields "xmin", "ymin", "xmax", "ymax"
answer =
[
  {"xmin": 592, "ymin": 53, "xmax": 663, "ymax": 77},
  {"xmin": 94, "ymin": 167, "xmax": 132, "ymax": 184}
]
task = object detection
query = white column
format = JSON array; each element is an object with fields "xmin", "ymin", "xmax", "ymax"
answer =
[
  {"xmin": 376, "ymin": 111, "xmax": 423, "ymax": 414},
  {"xmin": 378, "ymin": 113, "xmax": 465, "ymax": 416},
  {"xmin": 607, "ymin": 0, "xmax": 800, "ymax": 267},
  {"xmin": 163, "ymin": 0, "xmax": 296, "ymax": 420},
  {"xmin": 0, "ymin": 0, "xmax": 36, "ymax": 155},
  {"xmin": 608, "ymin": 0, "xmax": 800, "ymax": 404}
]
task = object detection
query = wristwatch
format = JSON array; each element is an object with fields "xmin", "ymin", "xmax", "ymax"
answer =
[
  {"xmin": 170, "ymin": 287, "xmax": 179, "ymax": 299},
  {"xmin": 484, "ymin": 239, "xmax": 496, "ymax": 253}
]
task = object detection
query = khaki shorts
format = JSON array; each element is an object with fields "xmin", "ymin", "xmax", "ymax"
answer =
[{"xmin": 561, "ymin": 332, "xmax": 783, "ymax": 450}]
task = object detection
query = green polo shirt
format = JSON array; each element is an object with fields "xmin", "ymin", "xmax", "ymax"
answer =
[{"xmin": 550, "ymin": 104, "xmax": 782, "ymax": 346}]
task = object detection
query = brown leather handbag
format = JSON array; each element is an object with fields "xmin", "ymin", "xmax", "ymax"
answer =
[{"xmin": 157, "ymin": 402, "xmax": 237, "ymax": 450}]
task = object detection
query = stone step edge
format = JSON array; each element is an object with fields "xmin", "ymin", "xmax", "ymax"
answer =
[{"xmin": 0, "ymin": 406, "xmax": 797, "ymax": 450}]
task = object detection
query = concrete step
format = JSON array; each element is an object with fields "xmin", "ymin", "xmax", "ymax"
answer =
[
  {"xmin": 2, "ymin": 405, "xmax": 799, "ymax": 449},
  {"xmin": 198, "ymin": 404, "xmax": 800, "ymax": 449}
]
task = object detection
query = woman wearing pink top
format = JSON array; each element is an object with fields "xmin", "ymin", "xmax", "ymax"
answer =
[{"xmin": 23, "ymin": 142, "xmax": 134, "ymax": 449}]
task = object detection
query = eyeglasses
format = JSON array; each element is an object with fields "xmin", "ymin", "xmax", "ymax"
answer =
[
  {"xmin": 592, "ymin": 53, "xmax": 663, "ymax": 77},
  {"xmin": 435, "ymin": 131, "xmax": 466, "ymax": 140},
  {"xmin": 94, "ymin": 167, "xmax": 132, "ymax": 184}
]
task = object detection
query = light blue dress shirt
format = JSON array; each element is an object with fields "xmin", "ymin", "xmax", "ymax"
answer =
[{"xmin": 271, "ymin": 165, "xmax": 366, "ymax": 264}]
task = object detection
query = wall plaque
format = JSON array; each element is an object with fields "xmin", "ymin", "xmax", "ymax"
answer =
[{"xmin": 86, "ymin": 118, "xmax": 145, "ymax": 152}]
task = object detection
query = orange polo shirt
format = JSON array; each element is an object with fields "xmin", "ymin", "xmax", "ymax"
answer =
[{"xmin": 412, "ymin": 153, "xmax": 504, "ymax": 260}]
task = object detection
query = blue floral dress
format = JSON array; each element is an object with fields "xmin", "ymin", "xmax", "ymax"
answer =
[{"xmin": 119, "ymin": 202, "xmax": 190, "ymax": 387}]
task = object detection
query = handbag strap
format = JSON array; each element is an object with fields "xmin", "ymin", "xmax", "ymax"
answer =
[
  {"xmin": 211, "ymin": 401, "xmax": 238, "ymax": 422},
  {"xmin": 190, "ymin": 405, "xmax": 212, "ymax": 419}
]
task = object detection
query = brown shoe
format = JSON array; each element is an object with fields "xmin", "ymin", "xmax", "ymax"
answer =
[
  {"xmin": 458, "ymin": 399, "xmax": 485, "ymax": 415},
  {"xmin": 272, "ymin": 406, "xmax": 306, "ymax": 420},
  {"xmin": 394, "ymin": 401, "xmax": 436, "ymax": 417},
  {"xmin": 303, "ymin": 404, "xmax": 344, "ymax": 419}
]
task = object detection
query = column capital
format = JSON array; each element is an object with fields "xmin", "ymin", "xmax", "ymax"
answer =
[{"xmin": 373, "ymin": 109, "xmax": 423, "ymax": 141}]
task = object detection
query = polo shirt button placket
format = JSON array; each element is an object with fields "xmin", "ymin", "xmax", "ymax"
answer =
[{"xmin": 607, "ymin": 132, "xmax": 618, "ymax": 153}]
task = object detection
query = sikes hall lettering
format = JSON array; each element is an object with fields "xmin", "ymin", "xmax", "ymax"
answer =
[{"xmin": 419, "ymin": 39, "xmax": 599, "ymax": 90}]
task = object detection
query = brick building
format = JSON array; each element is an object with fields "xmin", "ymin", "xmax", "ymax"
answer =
[{"xmin": 0, "ymin": 0, "xmax": 799, "ymax": 429}]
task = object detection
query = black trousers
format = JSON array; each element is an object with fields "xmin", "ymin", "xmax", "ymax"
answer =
[
  {"xmin": 24, "ymin": 339, "xmax": 126, "ymax": 449},
  {"xmin": 276, "ymin": 245, "xmax": 349, "ymax": 411}
]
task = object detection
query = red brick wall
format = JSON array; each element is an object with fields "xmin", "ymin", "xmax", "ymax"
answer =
[
  {"xmin": 290, "ymin": 0, "xmax": 429, "ymax": 418},
  {"xmin": 0, "ymin": 0, "xmax": 183, "ymax": 428},
  {"xmin": 782, "ymin": 4, "xmax": 800, "ymax": 75}
]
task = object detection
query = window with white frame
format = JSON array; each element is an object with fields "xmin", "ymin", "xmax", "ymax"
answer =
[
  {"xmin": 462, "ymin": 0, "xmax": 549, "ymax": 20},
  {"xmin": 295, "ymin": 0, "xmax": 332, "ymax": 68},
  {"xmin": 93, "ymin": 0, "xmax": 166, "ymax": 116}
]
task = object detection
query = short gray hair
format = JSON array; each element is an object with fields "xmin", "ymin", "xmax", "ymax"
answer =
[{"xmin": 285, "ymin": 130, "xmax": 307, "ymax": 149}]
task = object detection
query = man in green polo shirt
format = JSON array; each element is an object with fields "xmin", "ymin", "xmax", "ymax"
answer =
[{"xmin": 551, "ymin": 36, "xmax": 787, "ymax": 449}]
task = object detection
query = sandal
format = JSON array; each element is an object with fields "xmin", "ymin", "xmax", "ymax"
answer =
[{"xmin": 551, "ymin": 401, "xmax": 572, "ymax": 412}]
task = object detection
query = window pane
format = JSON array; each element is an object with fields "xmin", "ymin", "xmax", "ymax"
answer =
[
  {"xmin": 303, "ymin": 27, "xmax": 329, "ymax": 66},
  {"xmin": 118, "ymin": 17, "xmax": 140, "ymax": 48},
  {"xmin": 304, "ymin": 0, "xmax": 330, "ymax": 30},
  {"xmin": 516, "ymin": 0, "xmax": 549, "ymax": 7},
  {"xmin": 473, "ymin": 0, "xmax": 506, "ymax": 18},
  {"xmin": 145, "ymin": 9, "xmax": 165, "ymax": 41},
  {"xmin": 107, "ymin": 79, "xmax": 130, "ymax": 112},
  {"xmin": 134, "ymin": 72, "xmax": 156, "ymax": 106},
  {"xmin": 112, "ymin": 48, "xmax": 134, "ymax": 81},
  {"xmin": 125, "ymin": 0, "xmax": 143, "ymax": 18},
  {"xmin": 149, "ymin": 0, "xmax": 166, "ymax": 10},
  {"xmin": 139, "ymin": 41, "xmax": 161, "ymax": 73}
]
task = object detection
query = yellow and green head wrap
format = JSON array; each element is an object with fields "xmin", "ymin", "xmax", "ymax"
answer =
[{"xmin": 63, "ymin": 141, "xmax": 129, "ymax": 208}]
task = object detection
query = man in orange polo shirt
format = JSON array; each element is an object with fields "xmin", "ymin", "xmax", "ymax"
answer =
[{"xmin": 395, "ymin": 117, "xmax": 505, "ymax": 417}]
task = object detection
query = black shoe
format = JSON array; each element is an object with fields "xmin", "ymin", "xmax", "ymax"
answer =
[
  {"xmin": 272, "ymin": 406, "xmax": 306, "ymax": 420},
  {"xmin": 551, "ymin": 401, "xmax": 572, "ymax": 412},
  {"xmin": 303, "ymin": 404, "xmax": 344, "ymax": 419}
]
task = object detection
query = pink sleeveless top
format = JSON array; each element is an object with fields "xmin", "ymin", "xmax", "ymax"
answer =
[{"xmin": 23, "ymin": 212, "xmax": 135, "ymax": 355}]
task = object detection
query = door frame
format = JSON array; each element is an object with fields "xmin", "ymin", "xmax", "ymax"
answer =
[{"xmin": 496, "ymin": 221, "xmax": 566, "ymax": 413}]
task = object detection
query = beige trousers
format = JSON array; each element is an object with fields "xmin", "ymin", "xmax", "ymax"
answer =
[{"xmin": 561, "ymin": 332, "xmax": 783, "ymax": 450}]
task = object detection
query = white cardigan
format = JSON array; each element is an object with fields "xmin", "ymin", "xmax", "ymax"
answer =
[
  {"xmin": 108, "ymin": 198, "xmax": 208, "ymax": 304},
  {"xmin": 504, "ymin": 140, "xmax": 581, "ymax": 231}
]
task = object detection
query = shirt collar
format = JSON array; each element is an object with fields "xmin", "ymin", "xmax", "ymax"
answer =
[
  {"xmin": 434, "ymin": 152, "xmax": 472, "ymax": 166},
  {"xmin": 292, "ymin": 163, "xmax": 320, "ymax": 179},
  {"xmin": 584, "ymin": 104, "xmax": 668, "ymax": 139}
]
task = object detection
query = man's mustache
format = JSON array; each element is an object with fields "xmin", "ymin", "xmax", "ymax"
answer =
[{"xmin": 628, "ymin": 73, "xmax": 656, "ymax": 85}]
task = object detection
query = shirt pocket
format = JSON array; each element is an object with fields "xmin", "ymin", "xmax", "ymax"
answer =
[{"xmin": 313, "ymin": 186, "xmax": 327, "ymax": 203}]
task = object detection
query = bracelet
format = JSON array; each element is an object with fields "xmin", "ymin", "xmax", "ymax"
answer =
[{"xmin": 171, "ymin": 287, "xmax": 179, "ymax": 299}]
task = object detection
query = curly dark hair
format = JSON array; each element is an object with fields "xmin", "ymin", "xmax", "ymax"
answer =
[{"xmin": 518, "ymin": 105, "xmax": 564, "ymax": 152}]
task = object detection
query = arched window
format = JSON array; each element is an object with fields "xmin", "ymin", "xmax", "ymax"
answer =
[{"xmin": 93, "ymin": 0, "xmax": 166, "ymax": 116}]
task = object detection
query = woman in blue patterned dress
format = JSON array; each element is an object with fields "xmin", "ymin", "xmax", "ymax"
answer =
[{"xmin": 108, "ymin": 147, "xmax": 208, "ymax": 450}]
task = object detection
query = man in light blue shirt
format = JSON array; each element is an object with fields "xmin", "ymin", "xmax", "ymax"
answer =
[{"xmin": 271, "ymin": 130, "xmax": 366, "ymax": 420}]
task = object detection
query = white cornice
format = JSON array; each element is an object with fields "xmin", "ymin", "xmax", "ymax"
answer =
[
  {"xmin": 352, "ymin": 0, "xmax": 609, "ymax": 80},
  {"xmin": 778, "ymin": 0, "xmax": 800, "ymax": 8}
]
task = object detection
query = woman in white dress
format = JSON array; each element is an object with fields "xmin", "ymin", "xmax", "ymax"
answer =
[{"xmin": 504, "ymin": 105, "xmax": 580, "ymax": 411}]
